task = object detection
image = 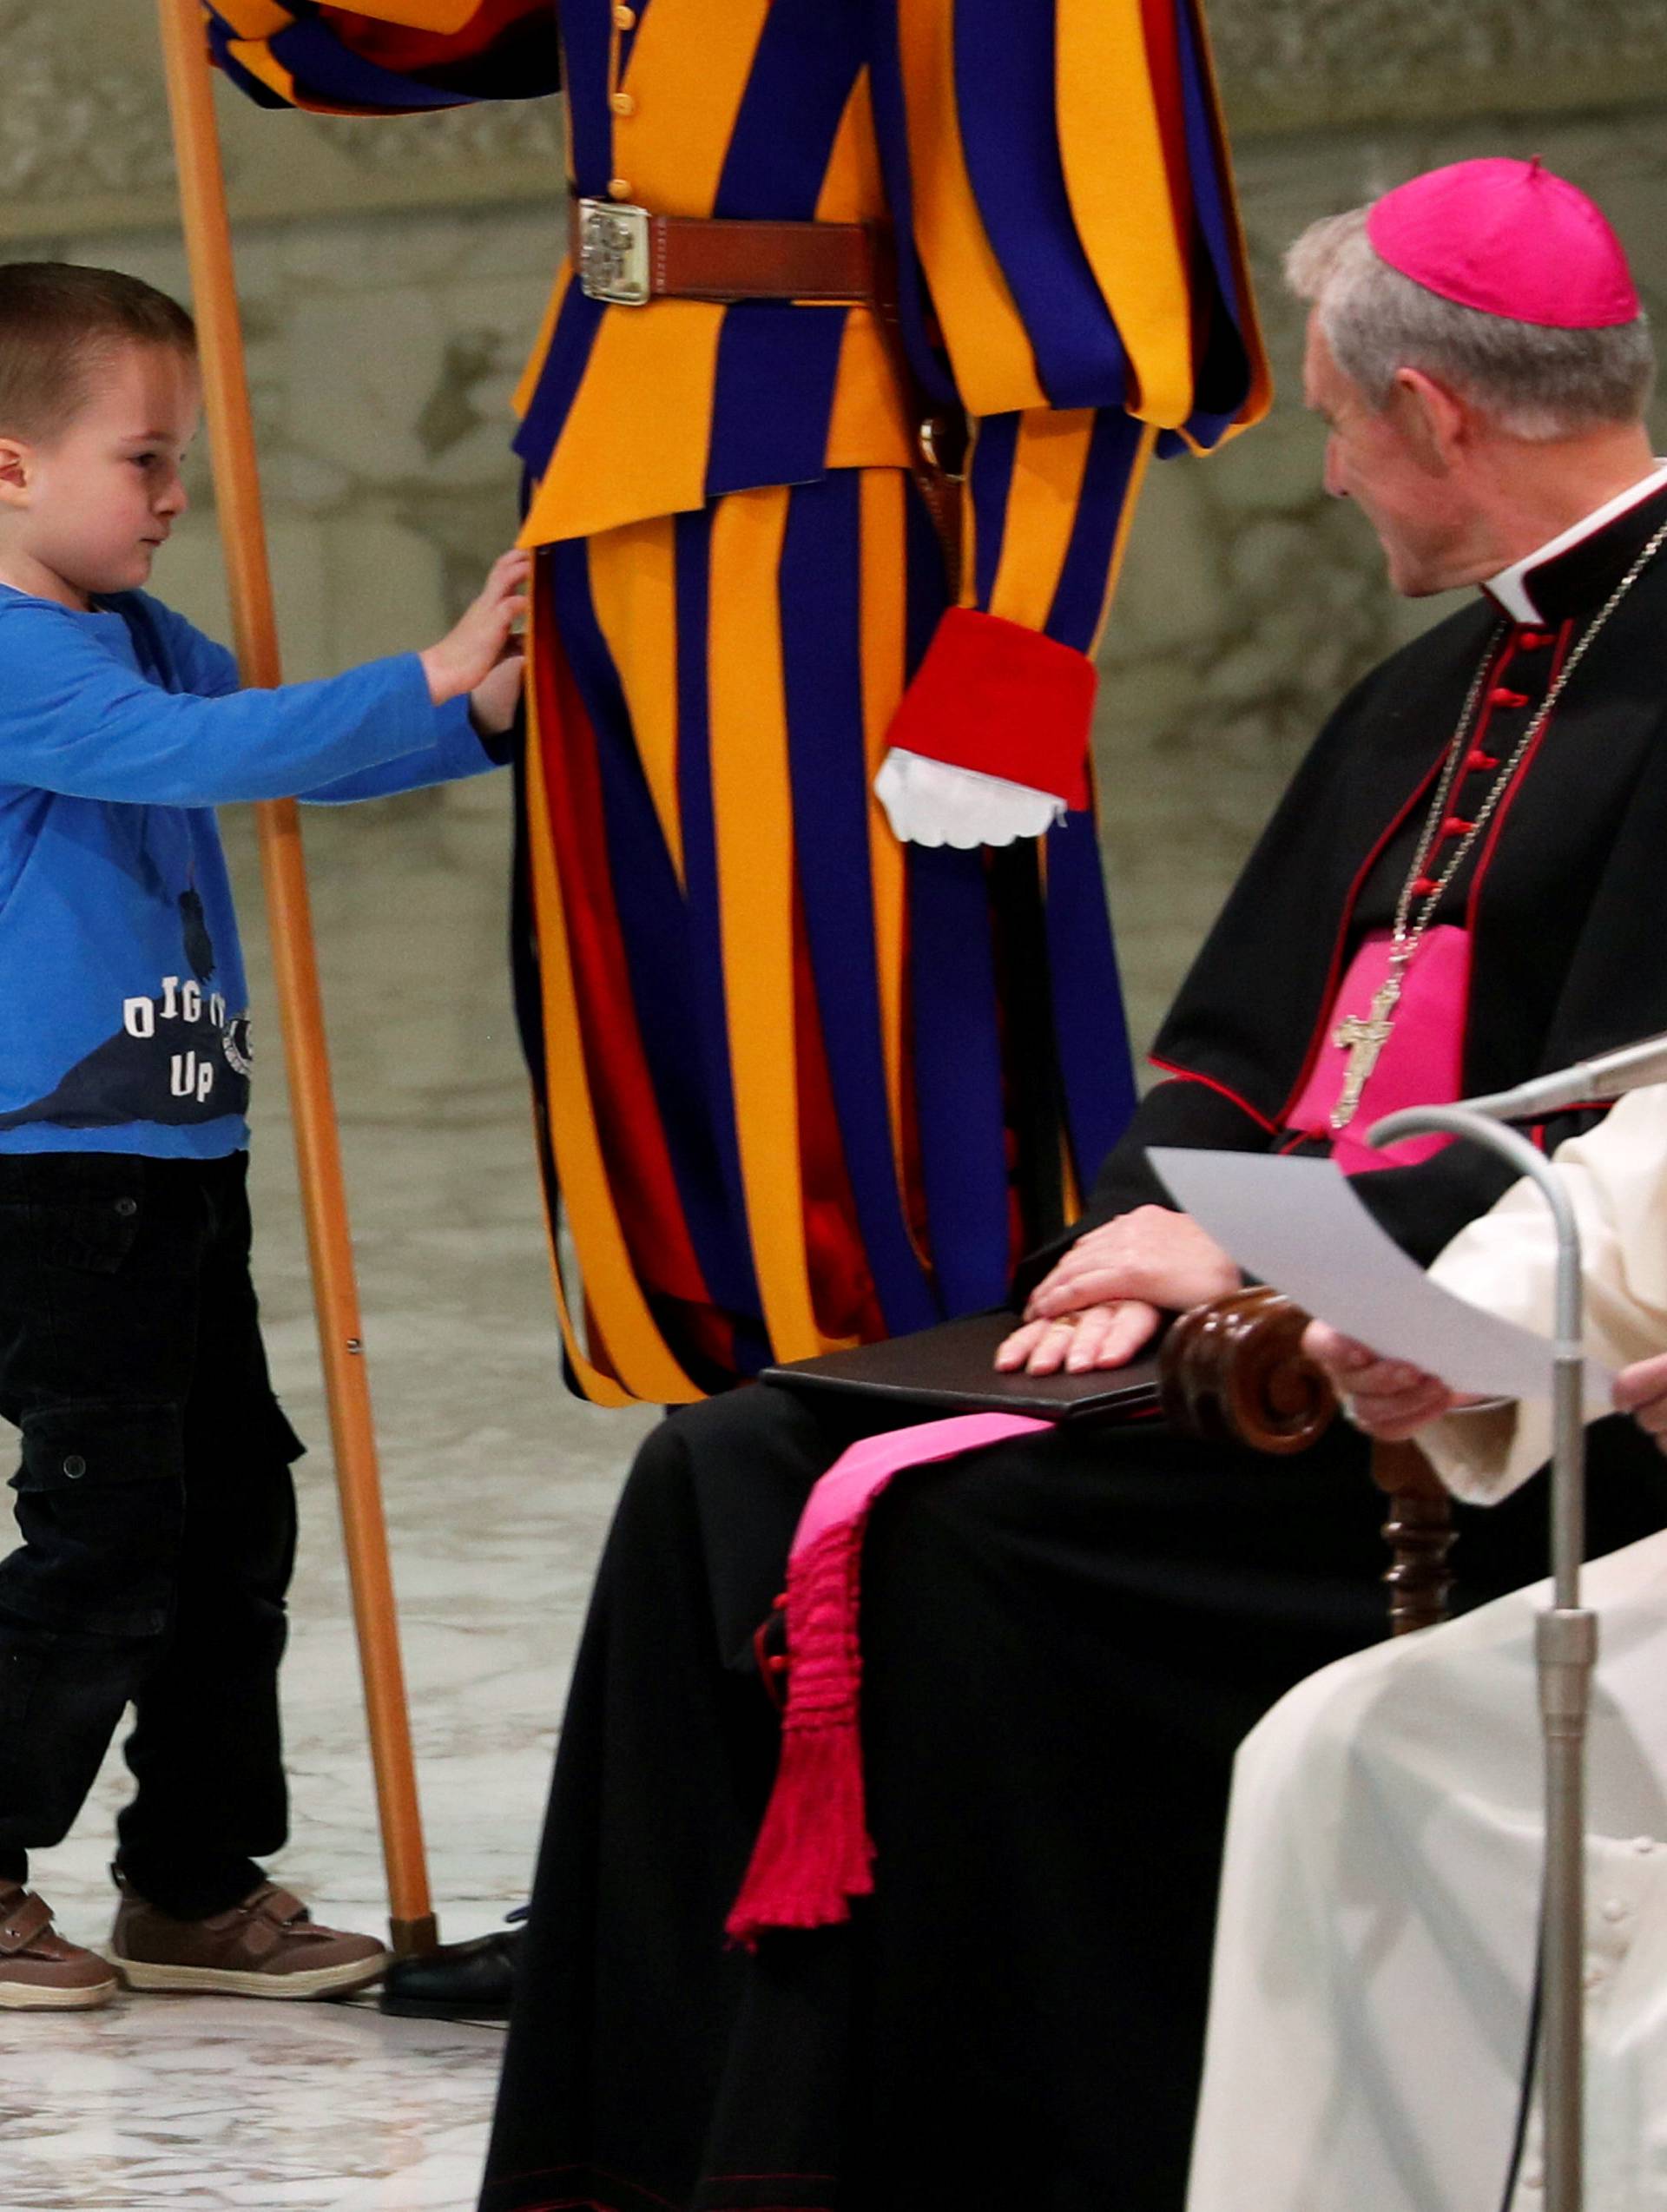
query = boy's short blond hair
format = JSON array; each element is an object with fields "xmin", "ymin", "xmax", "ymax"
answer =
[{"xmin": 0, "ymin": 263, "xmax": 197, "ymax": 443}]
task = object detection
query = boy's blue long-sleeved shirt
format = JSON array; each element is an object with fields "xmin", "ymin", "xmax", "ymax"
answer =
[{"xmin": 0, "ymin": 584, "xmax": 502, "ymax": 1158}]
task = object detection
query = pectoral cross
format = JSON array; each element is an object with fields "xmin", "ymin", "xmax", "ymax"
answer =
[{"xmin": 1330, "ymin": 972, "xmax": 1404, "ymax": 1131}]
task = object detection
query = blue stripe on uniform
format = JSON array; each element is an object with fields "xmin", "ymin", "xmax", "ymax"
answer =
[
  {"xmin": 670, "ymin": 514, "xmax": 769, "ymax": 1352},
  {"xmin": 951, "ymin": 0, "xmax": 1129, "ymax": 411},
  {"xmin": 714, "ymin": 0, "xmax": 866, "ymax": 220},
  {"xmin": 1171, "ymin": 0, "xmax": 1254, "ymax": 448},
  {"xmin": 863, "ymin": 0, "xmax": 959, "ymax": 411},
  {"xmin": 906, "ymin": 846, "xmax": 1011, "ymax": 1315},
  {"xmin": 269, "ymin": 20, "xmax": 471, "ymax": 108},
  {"xmin": 617, "ymin": 0, "xmax": 654, "ymax": 73},
  {"xmin": 702, "ymin": 2, "xmax": 866, "ymax": 500},
  {"xmin": 512, "ymin": 286, "xmax": 606, "ymax": 478},
  {"xmin": 1044, "ymin": 411, "xmax": 1146, "ymax": 651},
  {"xmin": 899, "ymin": 490, "xmax": 1010, "ymax": 1313},
  {"xmin": 902, "ymin": 474, "xmax": 946, "ymax": 668},
  {"xmin": 968, "ymin": 411, "xmax": 1020, "ymax": 613},
  {"xmin": 781, "ymin": 475, "xmax": 941, "ymax": 1337},
  {"xmin": 558, "ymin": 0, "xmax": 616, "ymax": 195},
  {"xmin": 1042, "ymin": 810, "xmax": 1137, "ymax": 1191},
  {"xmin": 705, "ymin": 306, "xmax": 850, "ymax": 499}
]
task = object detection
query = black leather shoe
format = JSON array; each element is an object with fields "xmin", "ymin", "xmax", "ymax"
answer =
[{"xmin": 378, "ymin": 1922, "xmax": 523, "ymax": 2018}]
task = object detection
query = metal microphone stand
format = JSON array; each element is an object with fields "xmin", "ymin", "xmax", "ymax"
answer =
[{"xmin": 1368, "ymin": 1104, "xmax": 1596, "ymax": 2212}]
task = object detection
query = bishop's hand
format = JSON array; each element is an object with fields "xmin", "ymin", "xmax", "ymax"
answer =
[
  {"xmin": 996, "ymin": 1299, "xmax": 1163, "ymax": 1374},
  {"xmin": 996, "ymin": 1205, "xmax": 1242, "ymax": 1375}
]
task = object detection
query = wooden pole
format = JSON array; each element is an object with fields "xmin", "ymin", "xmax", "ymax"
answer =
[{"xmin": 155, "ymin": 0, "xmax": 438, "ymax": 1959}]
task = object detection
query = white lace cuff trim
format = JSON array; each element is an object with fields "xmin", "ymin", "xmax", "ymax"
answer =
[{"xmin": 873, "ymin": 748, "xmax": 1066, "ymax": 849}]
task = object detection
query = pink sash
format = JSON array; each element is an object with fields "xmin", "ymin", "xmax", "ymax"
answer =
[
  {"xmin": 728, "ymin": 1412, "xmax": 1051, "ymax": 1945},
  {"xmin": 1288, "ymin": 925, "xmax": 1473, "ymax": 1174}
]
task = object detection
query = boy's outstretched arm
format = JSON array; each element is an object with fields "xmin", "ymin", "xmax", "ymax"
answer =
[
  {"xmin": 0, "ymin": 551, "xmax": 531, "ymax": 809},
  {"xmin": 304, "ymin": 553, "xmax": 529, "ymax": 803}
]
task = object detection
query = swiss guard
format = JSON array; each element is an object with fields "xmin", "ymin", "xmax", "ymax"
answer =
[{"xmin": 202, "ymin": 0, "xmax": 1268, "ymax": 1399}]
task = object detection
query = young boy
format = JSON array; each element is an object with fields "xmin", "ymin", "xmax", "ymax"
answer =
[{"xmin": 0, "ymin": 261, "xmax": 529, "ymax": 2008}]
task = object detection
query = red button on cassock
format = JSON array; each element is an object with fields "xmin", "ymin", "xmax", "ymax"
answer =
[
  {"xmin": 1440, "ymin": 816, "xmax": 1478, "ymax": 839},
  {"xmin": 1412, "ymin": 875, "xmax": 1440, "ymax": 897},
  {"xmin": 1465, "ymin": 749, "xmax": 1501, "ymax": 772},
  {"xmin": 1488, "ymin": 686, "xmax": 1531, "ymax": 708}
]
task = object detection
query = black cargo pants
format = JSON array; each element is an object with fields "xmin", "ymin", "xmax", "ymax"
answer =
[{"xmin": 0, "ymin": 1150, "xmax": 302, "ymax": 1919}]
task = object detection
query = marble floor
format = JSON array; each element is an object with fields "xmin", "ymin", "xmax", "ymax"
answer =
[{"xmin": 0, "ymin": 770, "xmax": 659, "ymax": 2209}]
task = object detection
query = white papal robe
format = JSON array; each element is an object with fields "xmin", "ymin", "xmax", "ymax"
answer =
[{"xmin": 1187, "ymin": 1082, "xmax": 1667, "ymax": 2212}]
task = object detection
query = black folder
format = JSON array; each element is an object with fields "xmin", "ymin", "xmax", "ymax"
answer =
[{"xmin": 761, "ymin": 1312, "xmax": 1163, "ymax": 1425}]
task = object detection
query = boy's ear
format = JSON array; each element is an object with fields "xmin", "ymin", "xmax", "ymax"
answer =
[{"xmin": 0, "ymin": 436, "xmax": 32, "ymax": 508}]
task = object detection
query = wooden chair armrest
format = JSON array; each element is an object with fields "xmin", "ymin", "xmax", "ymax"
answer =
[
  {"xmin": 1158, "ymin": 1286, "xmax": 1338, "ymax": 1455},
  {"xmin": 1370, "ymin": 1438, "xmax": 1457, "ymax": 1636},
  {"xmin": 1161, "ymin": 1289, "xmax": 1455, "ymax": 1634}
]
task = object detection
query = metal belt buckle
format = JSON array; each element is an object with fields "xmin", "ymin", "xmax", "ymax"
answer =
[{"xmin": 576, "ymin": 197, "xmax": 651, "ymax": 305}]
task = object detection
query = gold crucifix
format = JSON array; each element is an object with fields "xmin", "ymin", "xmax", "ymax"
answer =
[{"xmin": 1330, "ymin": 973, "xmax": 1404, "ymax": 1131}]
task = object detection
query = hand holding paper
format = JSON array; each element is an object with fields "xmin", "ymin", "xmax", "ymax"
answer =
[
  {"xmin": 1301, "ymin": 1320, "xmax": 1470, "ymax": 1439},
  {"xmin": 1149, "ymin": 1149, "xmax": 1614, "ymax": 1403}
]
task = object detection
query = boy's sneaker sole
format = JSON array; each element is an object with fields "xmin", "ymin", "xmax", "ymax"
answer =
[
  {"xmin": 112, "ymin": 1951, "xmax": 389, "ymax": 2001},
  {"xmin": 0, "ymin": 1969, "xmax": 119, "ymax": 2010}
]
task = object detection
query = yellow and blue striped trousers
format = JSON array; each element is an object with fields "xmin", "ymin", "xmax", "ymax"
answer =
[{"xmin": 206, "ymin": 0, "xmax": 1270, "ymax": 1399}]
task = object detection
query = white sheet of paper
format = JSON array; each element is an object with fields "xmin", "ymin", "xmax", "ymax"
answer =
[{"xmin": 1150, "ymin": 1149, "xmax": 1612, "ymax": 1401}]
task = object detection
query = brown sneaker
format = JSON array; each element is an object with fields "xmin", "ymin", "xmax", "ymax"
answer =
[
  {"xmin": 110, "ymin": 1877, "xmax": 390, "ymax": 2000},
  {"xmin": 0, "ymin": 1882, "xmax": 120, "ymax": 2010}
]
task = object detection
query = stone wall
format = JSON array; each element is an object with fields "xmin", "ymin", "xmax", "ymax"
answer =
[{"xmin": 12, "ymin": 6, "xmax": 1667, "ymax": 1056}]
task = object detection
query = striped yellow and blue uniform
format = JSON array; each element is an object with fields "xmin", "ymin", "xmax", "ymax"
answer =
[{"xmin": 205, "ymin": 0, "xmax": 1270, "ymax": 1405}]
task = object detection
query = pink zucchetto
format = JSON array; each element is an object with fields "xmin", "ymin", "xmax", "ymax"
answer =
[{"xmin": 1367, "ymin": 157, "xmax": 1640, "ymax": 330}]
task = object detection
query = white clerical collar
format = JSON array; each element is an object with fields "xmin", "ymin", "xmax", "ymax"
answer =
[{"xmin": 1484, "ymin": 458, "xmax": 1667, "ymax": 623}]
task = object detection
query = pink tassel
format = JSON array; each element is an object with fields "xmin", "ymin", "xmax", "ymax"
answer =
[
  {"xmin": 725, "ymin": 1710, "xmax": 874, "ymax": 1945},
  {"xmin": 726, "ymin": 1517, "xmax": 872, "ymax": 1946},
  {"xmin": 726, "ymin": 1412, "xmax": 1054, "ymax": 1948}
]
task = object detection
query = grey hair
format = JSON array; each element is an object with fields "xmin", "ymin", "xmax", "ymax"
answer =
[{"xmin": 1285, "ymin": 205, "xmax": 1655, "ymax": 440}]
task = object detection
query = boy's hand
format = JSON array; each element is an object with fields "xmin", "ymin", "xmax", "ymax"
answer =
[
  {"xmin": 420, "ymin": 549, "xmax": 531, "ymax": 707},
  {"xmin": 471, "ymin": 652, "xmax": 526, "ymax": 738}
]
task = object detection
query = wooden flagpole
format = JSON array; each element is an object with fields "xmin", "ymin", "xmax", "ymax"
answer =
[{"xmin": 155, "ymin": 0, "xmax": 438, "ymax": 1959}]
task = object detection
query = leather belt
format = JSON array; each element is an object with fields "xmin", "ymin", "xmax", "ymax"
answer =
[
  {"xmin": 570, "ymin": 196, "xmax": 882, "ymax": 307},
  {"xmin": 566, "ymin": 195, "xmax": 965, "ymax": 576}
]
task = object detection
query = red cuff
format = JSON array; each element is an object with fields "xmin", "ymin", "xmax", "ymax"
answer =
[{"xmin": 884, "ymin": 608, "xmax": 1097, "ymax": 811}]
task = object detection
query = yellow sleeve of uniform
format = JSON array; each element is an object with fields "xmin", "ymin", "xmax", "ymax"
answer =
[
  {"xmin": 203, "ymin": 2, "xmax": 559, "ymax": 115},
  {"xmin": 878, "ymin": 0, "xmax": 1269, "ymax": 819}
]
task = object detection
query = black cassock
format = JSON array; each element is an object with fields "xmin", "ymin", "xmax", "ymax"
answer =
[{"xmin": 482, "ymin": 490, "xmax": 1667, "ymax": 2212}]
